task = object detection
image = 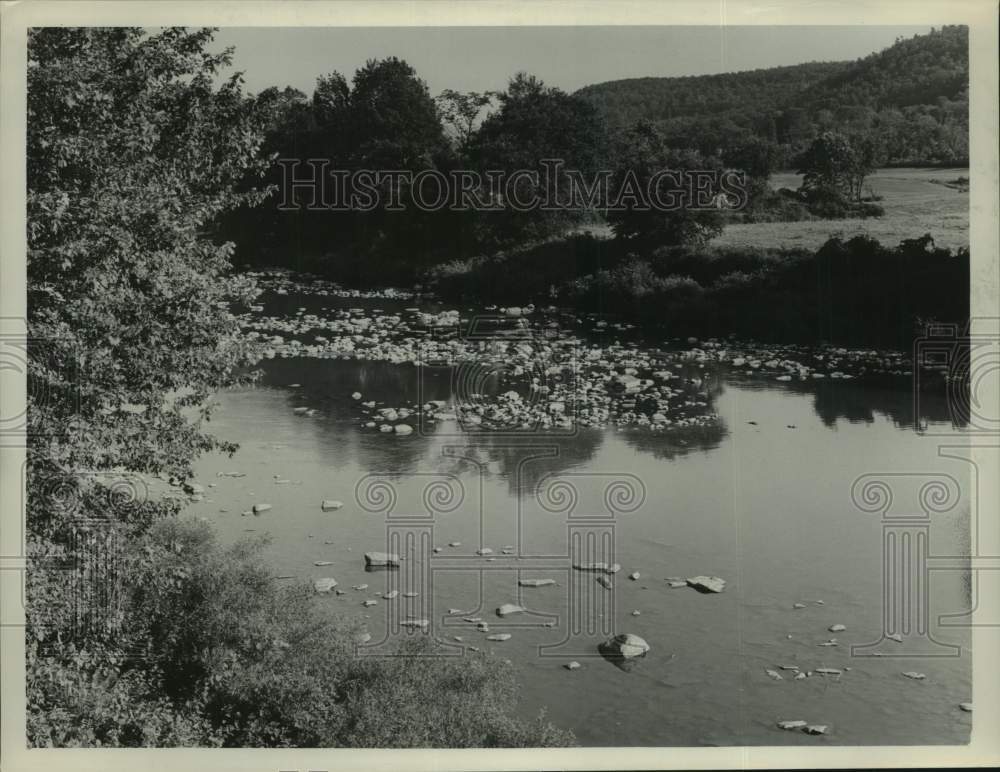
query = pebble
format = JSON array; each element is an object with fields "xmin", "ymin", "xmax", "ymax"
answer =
[
  {"xmin": 686, "ymin": 576, "xmax": 726, "ymax": 593},
  {"xmin": 313, "ymin": 560, "xmax": 333, "ymax": 567},
  {"xmin": 629, "ymin": 571, "xmax": 641, "ymax": 581},
  {"xmin": 486, "ymin": 633, "xmax": 512, "ymax": 642},
  {"xmin": 902, "ymin": 671, "xmax": 926, "ymax": 680},
  {"xmin": 252, "ymin": 503, "xmax": 272, "ymax": 514},
  {"xmin": 364, "ymin": 551, "xmax": 400, "ymax": 567},
  {"xmin": 383, "ymin": 590, "xmax": 399, "ymax": 600},
  {"xmin": 777, "ymin": 720, "xmax": 807, "ymax": 730},
  {"xmin": 596, "ymin": 575, "xmax": 613, "ymax": 589},
  {"xmin": 959, "ymin": 702, "xmax": 972, "ymax": 712},
  {"xmin": 321, "ymin": 500, "xmax": 344, "ymax": 511},
  {"xmin": 400, "ymin": 619, "xmax": 429, "ymax": 628},
  {"xmin": 564, "ymin": 661, "xmax": 582, "ymax": 671},
  {"xmin": 802, "ymin": 725, "xmax": 828, "ymax": 735},
  {"xmin": 496, "ymin": 603, "xmax": 526, "ymax": 617},
  {"xmin": 828, "ymin": 624, "xmax": 846, "ymax": 632},
  {"xmin": 600, "ymin": 633, "xmax": 650, "ymax": 659},
  {"xmin": 765, "ymin": 669, "xmax": 784, "ymax": 680},
  {"xmin": 313, "ymin": 578, "xmax": 337, "ymax": 593},
  {"xmin": 362, "ymin": 599, "xmax": 378, "ymax": 607},
  {"xmin": 519, "ymin": 578, "xmax": 556, "ymax": 587}
]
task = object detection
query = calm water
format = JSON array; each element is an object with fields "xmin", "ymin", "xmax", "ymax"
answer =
[{"xmin": 189, "ymin": 290, "xmax": 972, "ymax": 747}]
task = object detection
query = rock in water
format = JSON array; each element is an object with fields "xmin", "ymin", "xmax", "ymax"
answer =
[
  {"xmin": 321, "ymin": 500, "xmax": 343, "ymax": 511},
  {"xmin": 364, "ymin": 551, "xmax": 400, "ymax": 567},
  {"xmin": 600, "ymin": 633, "xmax": 650, "ymax": 659},
  {"xmin": 519, "ymin": 578, "xmax": 556, "ymax": 587},
  {"xmin": 252, "ymin": 503, "xmax": 272, "ymax": 514},
  {"xmin": 828, "ymin": 624, "xmax": 846, "ymax": 632},
  {"xmin": 496, "ymin": 603, "xmax": 525, "ymax": 617},
  {"xmin": 573, "ymin": 561, "xmax": 609, "ymax": 572},
  {"xmin": 802, "ymin": 725, "xmax": 828, "ymax": 735},
  {"xmin": 687, "ymin": 575, "xmax": 726, "ymax": 593},
  {"xmin": 313, "ymin": 578, "xmax": 338, "ymax": 593},
  {"xmin": 777, "ymin": 720, "xmax": 807, "ymax": 730},
  {"xmin": 486, "ymin": 633, "xmax": 511, "ymax": 642}
]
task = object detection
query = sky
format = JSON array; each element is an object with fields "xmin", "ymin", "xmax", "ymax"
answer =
[{"xmin": 211, "ymin": 25, "xmax": 934, "ymax": 97}]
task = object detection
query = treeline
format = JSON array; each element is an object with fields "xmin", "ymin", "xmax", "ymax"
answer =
[
  {"xmin": 575, "ymin": 26, "xmax": 969, "ymax": 166},
  {"xmin": 429, "ymin": 233, "xmax": 969, "ymax": 350},
  {"xmin": 223, "ymin": 62, "xmax": 882, "ymax": 280},
  {"xmin": 26, "ymin": 27, "xmax": 573, "ymax": 748}
]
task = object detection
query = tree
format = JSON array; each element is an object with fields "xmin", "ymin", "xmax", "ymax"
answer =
[
  {"xmin": 797, "ymin": 130, "xmax": 876, "ymax": 203},
  {"xmin": 467, "ymin": 73, "xmax": 608, "ymax": 248},
  {"xmin": 435, "ymin": 89, "xmax": 497, "ymax": 153},
  {"xmin": 606, "ymin": 121, "xmax": 726, "ymax": 248},
  {"xmin": 348, "ymin": 57, "xmax": 446, "ymax": 168}
]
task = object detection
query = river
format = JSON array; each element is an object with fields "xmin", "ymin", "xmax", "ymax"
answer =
[{"xmin": 187, "ymin": 285, "xmax": 972, "ymax": 746}]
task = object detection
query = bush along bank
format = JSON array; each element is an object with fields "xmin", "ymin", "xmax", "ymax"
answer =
[{"xmin": 424, "ymin": 233, "xmax": 968, "ymax": 351}]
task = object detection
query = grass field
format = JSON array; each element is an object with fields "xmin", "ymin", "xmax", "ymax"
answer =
[{"xmin": 713, "ymin": 167, "xmax": 970, "ymax": 251}]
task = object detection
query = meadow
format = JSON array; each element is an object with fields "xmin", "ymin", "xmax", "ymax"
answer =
[{"xmin": 713, "ymin": 167, "xmax": 970, "ymax": 251}]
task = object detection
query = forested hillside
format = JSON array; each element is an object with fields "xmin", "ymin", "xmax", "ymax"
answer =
[{"xmin": 576, "ymin": 26, "xmax": 968, "ymax": 165}]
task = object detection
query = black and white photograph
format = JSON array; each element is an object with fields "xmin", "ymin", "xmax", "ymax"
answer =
[{"xmin": 1, "ymin": 1, "xmax": 998, "ymax": 768}]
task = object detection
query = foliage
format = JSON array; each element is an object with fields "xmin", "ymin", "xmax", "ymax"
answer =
[
  {"xmin": 605, "ymin": 121, "xmax": 726, "ymax": 248},
  {"xmin": 427, "ymin": 233, "xmax": 968, "ymax": 349},
  {"xmin": 797, "ymin": 130, "xmax": 878, "ymax": 203},
  {"xmin": 435, "ymin": 89, "xmax": 497, "ymax": 151}
]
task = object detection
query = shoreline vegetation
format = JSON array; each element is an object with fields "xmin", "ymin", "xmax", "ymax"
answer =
[{"xmin": 26, "ymin": 26, "xmax": 969, "ymax": 748}]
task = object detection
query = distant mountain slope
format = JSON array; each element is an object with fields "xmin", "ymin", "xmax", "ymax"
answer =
[
  {"xmin": 576, "ymin": 26, "xmax": 968, "ymax": 165},
  {"xmin": 575, "ymin": 61, "xmax": 851, "ymax": 125}
]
